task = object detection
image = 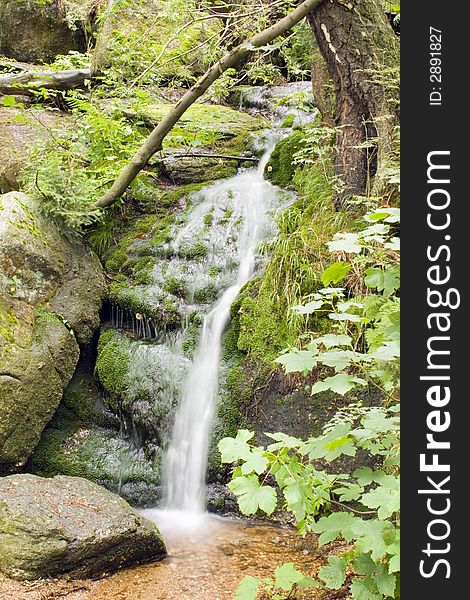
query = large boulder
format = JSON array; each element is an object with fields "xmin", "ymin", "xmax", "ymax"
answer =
[
  {"xmin": 0, "ymin": 192, "xmax": 105, "ymax": 468},
  {"xmin": 0, "ymin": 0, "xmax": 87, "ymax": 63},
  {"xmin": 0, "ymin": 474, "xmax": 166, "ymax": 580}
]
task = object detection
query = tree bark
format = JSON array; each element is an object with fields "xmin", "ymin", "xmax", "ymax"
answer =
[
  {"xmin": 307, "ymin": 0, "xmax": 399, "ymax": 206},
  {"xmin": 0, "ymin": 69, "xmax": 92, "ymax": 96},
  {"xmin": 310, "ymin": 48, "xmax": 335, "ymax": 127},
  {"xmin": 93, "ymin": 0, "xmax": 325, "ymax": 209}
]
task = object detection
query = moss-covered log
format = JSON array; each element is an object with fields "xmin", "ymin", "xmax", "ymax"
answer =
[{"xmin": 0, "ymin": 68, "xmax": 92, "ymax": 96}]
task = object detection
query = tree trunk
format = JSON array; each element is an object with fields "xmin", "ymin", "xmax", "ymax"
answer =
[
  {"xmin": 93, "ymin": 0, "xmax": 324, "ymax": 209},
  {"xmin": 307, "ymin": 0, "xmax": 399, "ymax": 206}
]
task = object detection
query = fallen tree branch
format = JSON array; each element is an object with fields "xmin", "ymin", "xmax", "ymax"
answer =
[
  {"xmin": 159, "ymin": 152, "xmax": 259, "ymax": 162},
  {"xmin": 93, "ymin": 0, "xmax": 324, "ymax": 209},
  {"xmin": 0, "ymin": 69, "xmax": 92, "ymax": 96}
]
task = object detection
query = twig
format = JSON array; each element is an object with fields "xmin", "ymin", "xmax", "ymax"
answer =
[{"xmin": 161, "ymin": 152, "xmax": 259, "ymax": 162}]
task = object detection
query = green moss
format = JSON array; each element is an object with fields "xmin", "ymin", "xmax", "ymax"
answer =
[
  {"xmin": 194, "ymin": 281, "xmax": 218, "ymax": 304},
  {"xmin": 30, "ymin": 426, "xmax": 162, "ymax": 486},
  {"xmin": 0, "ymin": 301, "xmax": 19, "ymax": 347},
  {"xmin": 237, "ymin": 279, "xmax": 290, "ymax": 362},
  {"xmin": 181, "ymin": 321, "xmax": 201, "ymax": 357},
  {"xmin": 280, "ymin": 114, "xmax": 295, "ymax": 128},
  {"xmin": 134, "ymin": 103, "xmax": 267, "ymax": 150},
  {"xmin": 264, "ymin": 131, "xmax": 305, "ymax": 188},
  {"xmin": 207, "ymin": 364, "xmax": 246, "ymax": 480},
  {"xmin": 204, "ymin": 212, "xmax": 214, "ymax": 226},
  {"xmin": 179, "ymin": 240, "xmax": 207, "ymax": 260},
  {"xmin": 95, "ymin": 329, "xmax": 131, "ymax": 399},
  {"xmin": 34, "ymin": 307, "xmax": 63, "ymax": 326},
  {"xmin": 164, "ymin": 276, "xmax": 188, "ymax": 299}
]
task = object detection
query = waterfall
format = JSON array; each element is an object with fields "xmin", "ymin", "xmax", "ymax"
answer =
[{"xmin": 163, "ymin": 139, "xmax": 283, "ymax": 513}]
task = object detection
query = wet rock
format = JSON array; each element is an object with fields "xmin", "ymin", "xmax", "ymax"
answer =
[
  {"xmin": 0, "ymin": 192, "xmax": 105, "ymax": 468},
  {"xmin": 0, "ymin": 0, "xmax": 87, "ymax": 63},
  {"xmin": 28, "ymin": 356, "xmax": 163, "ymax": 507},
  {"xmin": 228, "ymin": 82, "xmax": 318, "ymax": 127},
  {"xmin": 0, "ymin": 474, "xmax": 166, "ymax": 580}
]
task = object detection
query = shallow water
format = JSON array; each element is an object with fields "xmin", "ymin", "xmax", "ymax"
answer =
[{"xmin": 91, "ymin": 512, "xmax": 324, "ymax": 600}]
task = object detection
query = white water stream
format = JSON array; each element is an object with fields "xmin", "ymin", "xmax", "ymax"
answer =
[{"xmin": 163, "ymin": 138, "xmax": 285, "ymax": 513}]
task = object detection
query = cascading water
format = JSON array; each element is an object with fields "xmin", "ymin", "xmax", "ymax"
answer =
[{"xmin": 163, "ymin": 136, "xmax": 289, "ymax": 513}]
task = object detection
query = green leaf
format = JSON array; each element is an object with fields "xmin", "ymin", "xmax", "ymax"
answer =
[
  {"xmin": 335, "ymin": 483, "xmax": 364, "ymax": 502},
  {"xmin": 353, "ymin": 467, "xmax": 375, "ymax": 486},
  {"xmin": 364, "ymin": 267, "xmax": 400, "ymax": 296},
  {"xmin": 388, "ymin": 553, "xmax": 400, "ymax": 573},
  {"xmin": 337, "ymin": 300, "xmax": 364, "ymax": 313},
  {"xmin": 375, "ymin": 563, "xmax": 397, "ymax": 597},
  {"xmin": 310, "ymin": 512, "xmax": 358, "ymax": 545},
  {"xmin": 241, "ymin": 449, "xmax": 269, "ymax": 475},
  {"xmin": 218, "ymin": 430, "xmax": 254, "ymax": 463},
  {"xmin": 292, "ymin": 300, "xmax": 325, "ymax": 314},
  {"xmin": 329, "ymin": 312, "xmax": 363, "ymax": 323},
  {"xmin": 327, "ymin": 233, "xmax": 361, "ymax": 253},
  {"xmin": 318, "ymin": 556, "xmax": 347, "ymax": 589},
  {"xmin": 370, "ymin": 341, "xmax": 400, "ymax": 361},
  {"xmin": 350, "ymin": 576, "xmax": 381, "ymax": 600},
  {"xmin": 274, "ymin": 349, "xmax": 317, "ymax": 374},
  {"xmin": 235, "ymin": 576, "xmax": 262, "ymax": 600},
  {"xmin": 316, "ymin": 350, "xmax": 356, "ymax": 371},
  {"xmin": 318, "ymin": 287, "xmax": 345, "ymax": 297},
  {"xmin": 353, "ymin": 554, "xmax": 376, "ymax": 576},
  {"xmin": 311, "ymin": 374, "xmax": 367, "ymax": 396},
  {"xmin": 2, "ymin": 95, "xmax": 16, "ymax": 107},
  {"xmin": 361, "ymin": 486, "xmax": 400, "ymax": 519},
  {"xmin": 321, "ymin": 262, "xmax": 351, "ymax": 286},
  {"xmin": 384, "ymin": 237, "xmax": 400, "ymax": 251},
  {"xmin": 283, "ymin": 479, "xmax": 312, "ymax": 521},
  {"xmin": 305, "ymin": 424, "xmax": 355, "ymax": 460},
  {"xmin": 310, "ymin": 334, "xmax": 352, "ymax": 349},
  {"xmin": 366, "ymin": 207, "xmax": 400, "ymax": 223},
  {"xmin": 265, "ymin": 432, "xmax": 303, "ymax": 450},
  {"xmin": 350, "ymin": 519, "xmax": 390, "ymax": 560},
  {"xmin": 228, "ymin": 476, "xmax": 277, "ymax": 515},
  {"xmin": 274, "ymin": 562, "xmax": 319, "ymax": 591}
]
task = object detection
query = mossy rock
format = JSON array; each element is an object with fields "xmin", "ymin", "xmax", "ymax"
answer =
[
  {"xmin": 0, "ymin": 192, "xmax": 105, "ymax": 469},
  {"xmin": 117, "ymin": 102, "xmax": 268, "ymax": 184},
  {"xmin": 0, "ymin": 474, "xmax": 166, "ymax": 580},
  {"xmin": 29, "ymin": 356, "xmax": 163, "ymax": 506},
  {"xmin": 0, "ymin": 0, "xmax": 87, "ymax": 63},
  {"xmin": 264, "ymin": 131, "xmax": 305, "ymax": 188},
  {"xmin": 94, "ymin": 328, "xmax": 131, "ymax": 400}
]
